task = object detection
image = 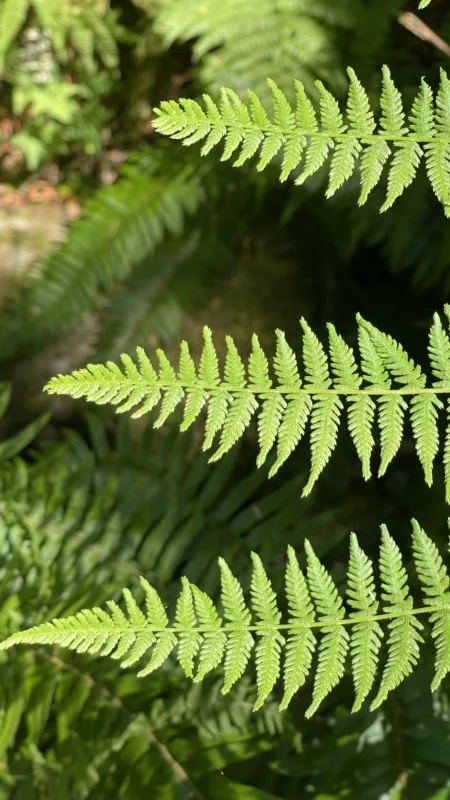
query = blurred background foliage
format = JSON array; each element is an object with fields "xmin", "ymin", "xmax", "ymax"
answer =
[{"xmin": 0, "ymin": 0, "xmax": 450, "ymax": 797}]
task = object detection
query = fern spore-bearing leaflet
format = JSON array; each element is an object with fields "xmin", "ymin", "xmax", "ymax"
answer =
[
  {"xmin": 45, "ymin": 306, "xmax": 450, "ymax": 500},
  {"xmin": 153, "ymin": 66, "xmax": 450, "ymax": 215},
  {"xmin": 2, "ymin": 520, "xmax": 450, "ymax": 717}
]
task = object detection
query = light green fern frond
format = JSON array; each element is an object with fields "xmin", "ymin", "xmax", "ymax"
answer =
[
  {"xmin": 45, "ymin": 308, "xmax": 450, "ymax": 501},
  {"xmin": 3, "ymin": 521, "xmax": 450, "ymax": 717},
  {"xmin": 153, "ymin": 67, "xmax": 450, "ymax": 215},
  {"xmin": 418, "ymin": 0, "xmax": 432, "ymax": 7}
]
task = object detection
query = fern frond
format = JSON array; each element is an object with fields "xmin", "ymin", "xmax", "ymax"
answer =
[
  {"xmin": 46, "ymin": 308, "xmax": 450, "ymax": 501},
  {"xmin": 4, "ymin": 522, "xmax": 450, "ymax": 717},
  {"xmin": 0, "ymin": 408, "xmax": 312, "ymax": 796},
  {"xmin": 153, "ymin": 67, "xmax": 450, "ymax": 215},
  {"xmin": 154, "ymin": 0, "xmax": 349, "ymax": 101},
  {"xmin": 0, "ymin": 152, "xmax": 205, "ymax": 361}
]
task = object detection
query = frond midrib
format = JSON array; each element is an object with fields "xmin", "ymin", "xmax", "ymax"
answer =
[
  {"xmin": 13, "ymin": 602, "xmax": 450, "ymax": 637},
  {"xmin": 171, "ymin": 115, "xmax": 450, "ymax": 146},
  {"xmin": 49, "ymin": 378, "xmax": 450, "ymax": 397}
]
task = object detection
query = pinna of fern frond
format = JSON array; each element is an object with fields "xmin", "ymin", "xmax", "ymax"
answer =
[
  {"xmin": 45, "ymin": 306, "xmax": 450, "ymax": 501},
  {"xmin": 152, "ymin": 65, "xmax": 450, "ymax": 216},
  {"xmin": 2, "ymin": 520, "xmax": 450, "ymax": 717}
]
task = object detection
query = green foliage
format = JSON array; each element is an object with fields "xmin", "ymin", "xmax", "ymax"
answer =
[
  {"xmin": 295, "ymin": 667, "xmax": 450, "ymax": 797},
  {"xmin": 3, "ymin": 519, "xmax": 450, "ymax": 719},
  {"xmin": 12, "ymin": 80, "xmax": 85, "ymax": 124},
  {"xmin": 45, "ymin": 306, "xmax": 450, "ymax": 500},
  {"xmin": 0, "ymin": 0, "xmax": 135, "ymax": 165},
  {"xmin": 0, "ymin": 0, "xmax": 29, "ymax": 73},
  {"xmin": 0, "ymin": 382, "xmax": 49, "ymax": 460},
  {"xmin": 0, "ymin": 401, "xmax": 446, "ymax": 797},
  {"xmin": 2, "ymin": 0, "xmax": 450, "ymax": 794},
  {"xmin": 153, "ymin": 66, "xmax": 450, "ymax": 215},
  {"xmin": 0, "ymin": 0, "xmax": 125, "ymax": 73}
]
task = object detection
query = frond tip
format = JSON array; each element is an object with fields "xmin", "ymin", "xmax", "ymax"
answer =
[
  {"xmin": 2, "ymin": 521, "xmax": 450, "ymax": 717},
  {"xmin": 45, "ymin": 308, "xmax": 450, "ymax": 502},
  {"xmin": 153, "ymin": 66, "xmax": 450, "ymax": 215}
]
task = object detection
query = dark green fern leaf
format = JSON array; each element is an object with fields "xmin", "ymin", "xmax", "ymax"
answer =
[
  {"xmin": 153, "ymin": 0, "xmax": 350, "ymax": 102},
  {"xmin": 0, "ymin": 151, "xmax": 205, "ymax": 361}
]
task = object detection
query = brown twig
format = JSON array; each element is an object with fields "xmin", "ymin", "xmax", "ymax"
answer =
[{"xmin": 398, "ymin": 12, "xmax": 450, "ymax": 58}]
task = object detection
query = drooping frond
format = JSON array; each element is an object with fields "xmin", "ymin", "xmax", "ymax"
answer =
[
  {"xmin": 418, "ymin": 0, "xmax": 432, "ymax": 7},
  {"xmin": 153, "ymin": 67, "xmax": 450, "ymax": 215},
  {"xmin": 0, "ymin": 151, "xmax": 205, "ymax": 361},
  {"xmin": 153, "ymin": 0, "xmax": 351, "ymax": 100},
  {"xmin": 45, "ymin": 307, "xmax": 450, "ymax": 501},
  {"xmin": 3, "ymin": 521, "xmax": 450, "ymax": 717}
]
